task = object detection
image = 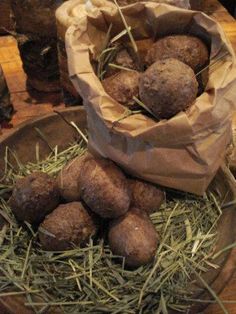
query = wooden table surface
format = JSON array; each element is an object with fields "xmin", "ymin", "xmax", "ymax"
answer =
[{"xmin": 0, "ymin": 0, "xmax": 236, "ymax": 313}]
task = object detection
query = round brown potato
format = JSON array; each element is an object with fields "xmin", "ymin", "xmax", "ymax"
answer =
[
  {"xmin": 139, "ymin": 58, "xmax": 198, "ymax": 119},
  {"xmin": 145, "ymin": 35, "xmax": 209, "ymax": 95},
  {"xmin": 108, "ymin": 207, "xmax": 158, "ymax": 268},
  {"xmin": 145, "ymin": 35, "xmax": 209, "ymax": 71},
  {"xmin": 9, "ymin": 172, "xmax": 60, "ymax": 225},
  {"xmin": 129, "ymin": 179, "xmax": 165, "ymax": 215},
  {"xmin": 102, "ymin": 70, "xmax": 140, "ymax": 107},
  {"xmin": 39, "ymin": 202, "xmax": 98, "ymax": 251},
  {"xmin": 56, "ymin": 153, "xmax": 90, "ymax": 202},
  {"xmin": 80, "ymin": 157, "xmax": 131, "ymax": 219}
]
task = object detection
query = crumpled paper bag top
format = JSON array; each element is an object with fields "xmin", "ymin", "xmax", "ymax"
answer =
[
  {"xmin": 56, "ymin": 0, "xmax": 190, "ymax": 39},
  {"xmin": 66, "ymin": 2, "xmax": 236, "ymax": 195},
  {"xmin": 56, "ymin": 0, "xmax": 116, "ymax": 39}
]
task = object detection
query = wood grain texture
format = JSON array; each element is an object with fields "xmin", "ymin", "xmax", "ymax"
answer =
[{"xmin": 0, "ymin": 1, "xmax": 236, "ymax": 313}]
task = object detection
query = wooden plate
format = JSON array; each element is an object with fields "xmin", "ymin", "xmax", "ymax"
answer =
[{"xmin": 0, "ymin": 107, "xmax": 236, "ymax": 314}]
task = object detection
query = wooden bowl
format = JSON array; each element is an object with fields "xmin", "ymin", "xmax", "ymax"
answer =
[{"xmin": 0, "ymin": 107, "xmax": 236, "ymax": 313}]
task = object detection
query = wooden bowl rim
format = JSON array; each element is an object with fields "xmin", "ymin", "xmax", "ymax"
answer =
[{"xmin": 0, "ymin": 107, "xmax": 236, "ymax": 314}]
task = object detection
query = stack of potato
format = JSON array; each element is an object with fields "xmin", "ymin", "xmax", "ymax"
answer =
[
  {"xmin": 9, "ymin": 152, "xmax": 165, "ymax": 268},
  {"xmin": 55, "ymin": 0, "xmax": 190, "ymax": 105},
  {"xmin": 103, "ymin": 34, "xmax": 209, "ymax": 119}
]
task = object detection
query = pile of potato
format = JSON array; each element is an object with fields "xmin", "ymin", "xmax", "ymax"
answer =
[
  {"xmin": 8, "ymin": 35, "xmax": 210, "ymax": 268},
  {"xmin": 9, "ymin": 152, "xmax": 164, "ymax": 268},
  {"xmin": 102, "ymin": 34, "xmax": 209, "ymax": 119}
]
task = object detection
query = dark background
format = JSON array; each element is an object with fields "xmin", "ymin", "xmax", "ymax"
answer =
[{"xmin": 219, "ymin": 0, "xmax": 236, "ymax": 16}]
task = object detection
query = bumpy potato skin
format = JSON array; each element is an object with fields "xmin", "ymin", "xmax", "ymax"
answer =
[
  {"xmin": 102, "ymin": 70, "xmax": 140, "ymax": 107},
  {"xmin": 80, "ymin": 157, "xmax": 131, "ymax": 219},
  {"xmin": 145, "ymin": 35, "xmax": 209, "ymax": 94},
  {"xmin": 39, "ymin": 202, "xmax": 97, "ymax": 251},
  {"xmin": 9, "ymin": 172, "xmax": 60, "ymax": 225},
  {"xmin": 129, "ymin": 179, "xmax": 164, "ymax": 215},
  {"xmin": 56, "ymin": 153, "xmax": 89, "ymax": 202},
  {"xmin": 108, "ymin": 207, "xmax": 158, "ymax": 268},
  {"xmin": 139, "ymin": 58, "xmax": 198, "ymax": 119},
  {"xmin": 145, "ymin": 35, "xmax": 209, "ymax": 71}
]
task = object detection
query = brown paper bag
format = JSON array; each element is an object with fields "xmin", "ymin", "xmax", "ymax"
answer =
[
  {"xmin": 56, "ymin": 0, "xmax": 189, "ymax": 102},
  {"xmin": 66, "ymin": 2, "xmax": 236, "ymax": 195}
]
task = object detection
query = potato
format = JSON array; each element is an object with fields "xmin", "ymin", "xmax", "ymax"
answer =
[
  {"xmin": 56, "ymin": 152, "xmax": 89, "ymax": 202},
  {"xmin": 145, "ymin": 35, "xmax": 209, "ymax": 94},
  {"xmin": 145, "ymin": 35, "xmax": 209, "ymax": 71},
  {"xmin": 108, "ymin": 207, "xmax": 158, "ymax": 268},
  {"xmin": 139, "ymin": 58, "xmax": 198, "ymax": 119},
  {"xmin": 39, "ymin": 202, "xmax": 98, "ymax": 251},
  {"xmin": 9, "ymin": 172, "xmax": 60, "ymax": 225},
  {"xmin": 129, "ymin": 179, "xmax": 165, "ymax": 215},
  {"xmin": 80, "ymin": 156, "xmax": 131, "ymax": 218},
  {"xmin": 102, "ymin": 70, "xmax": 140, "ymax": 107}
]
